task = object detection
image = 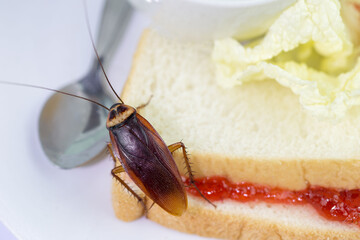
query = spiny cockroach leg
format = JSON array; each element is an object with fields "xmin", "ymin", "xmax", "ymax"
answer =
[
  {"xmin": 107, "ymin": 143, "xmax": 117, "ymax": 164},
  {"xmin": 111, "ymin": 167, "xmax": 147, "ymax": 213},
  {"xmin": 148, "ymin": 201, "xmax": 156, "ymax": 212},
  {"xmin": 168, "ymin": 142, "xmax": 216, "ymax": 208},
  {"xmin": 136, "ymin": 95, "xmax": 153, "ymax": 111},
  {"xmin": 108, "ymin": 144, "xmax": 147, "ymax": 213}
]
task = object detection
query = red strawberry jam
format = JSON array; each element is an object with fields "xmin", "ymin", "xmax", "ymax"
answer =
[
  {"xmin": 184, "ymin": 176, "xmax": 360, "ymax": 226},
  {"xmin": 354, "ymin": 3, "xmax": 360, "ymax": 12}
]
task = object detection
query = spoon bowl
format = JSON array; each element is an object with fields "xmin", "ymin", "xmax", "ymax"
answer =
[{"xmin": 38, "ymin": 72, "xmax": 112, "ymax": 169}]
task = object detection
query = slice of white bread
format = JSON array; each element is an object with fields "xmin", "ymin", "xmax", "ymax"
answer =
[{"xmin": 113, "ymin": 29, "xmax": 360, "ymax": 239}]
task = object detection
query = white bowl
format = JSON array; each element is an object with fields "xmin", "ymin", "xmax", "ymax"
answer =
[{"xmin": 128, "ymin": 0, "xmax": 296, "ymax": 42}]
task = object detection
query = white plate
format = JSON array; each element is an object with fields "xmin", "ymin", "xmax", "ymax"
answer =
[{"xmin": 0, "ymin": 1, "xmax": 210, "ymax": 239}]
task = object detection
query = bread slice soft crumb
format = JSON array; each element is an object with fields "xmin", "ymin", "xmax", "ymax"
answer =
[{"xmin": 122, "ymin": 29, "xmax": 360, "ymax": 190}]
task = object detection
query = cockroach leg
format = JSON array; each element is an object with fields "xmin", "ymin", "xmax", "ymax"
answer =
[
  {"xmin": 108, "ymin": 144, "xmax": 147, "ymax": 213},
  {"xmin": 148, "ymin": 201, "xmax": 156, "ymax": 212},
  {"xmin": 136, "ymin": 95, "xmax": 153, "ymax": 111},
  {"xmin": 168, "ymin": 142, "xmax": 217, "ymax": 208},
  {"xmin": 107, "ymin": 143, "xmax": 117, "ymax": 164},
  {"xmin": 111, "ymin": 167, "xmax": 146, "ymax": 211}
]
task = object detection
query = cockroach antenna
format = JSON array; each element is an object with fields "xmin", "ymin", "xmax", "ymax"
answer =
[
  {"xmin": 0, "ymin": 81, "xmax": 111, "ymax": 111},
  {"xmin": 83, "ymin": 0, "xmax": 124, "ymax": 104}
]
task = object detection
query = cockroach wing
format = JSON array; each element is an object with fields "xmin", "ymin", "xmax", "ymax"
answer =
[{"xmin": 109, "ymin": 113, "xmax": 187, "ymax": 216}]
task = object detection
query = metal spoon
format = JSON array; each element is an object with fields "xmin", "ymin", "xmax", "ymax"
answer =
[{"xmin": 38, "ymin": 0, "xmax": 133, "ymax": 169}]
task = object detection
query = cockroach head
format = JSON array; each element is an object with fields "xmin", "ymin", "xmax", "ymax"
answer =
[{"xmin": 106, "ymin": 103, "xmax": 136, "ymax": 129}]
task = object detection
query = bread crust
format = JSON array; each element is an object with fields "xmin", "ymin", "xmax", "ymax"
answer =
[
  {"xmin": 171, "ymin": 151, "xmax": 360, "ymax": 191},
  {"xmin": 111, "ymin": 175, "xmax": 145, "ymax": 222},
  {"xmin": 146, "ymin": 197, "xmax": 360, "ymax": 240}
]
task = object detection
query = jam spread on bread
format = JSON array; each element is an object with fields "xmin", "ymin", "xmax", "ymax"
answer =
[{"xmin": 185, "ymin": 176, "xmax": 360, "ymax": 226}]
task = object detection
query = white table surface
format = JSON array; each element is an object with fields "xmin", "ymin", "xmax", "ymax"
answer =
[{"xmin": 0, "ymin": 1, "xmax": 212, "ymax": 239}]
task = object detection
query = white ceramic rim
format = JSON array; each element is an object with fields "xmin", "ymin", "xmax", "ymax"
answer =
[{"xmin": 181, "ymin": 0, "xmax": 281, "ymax": 7}]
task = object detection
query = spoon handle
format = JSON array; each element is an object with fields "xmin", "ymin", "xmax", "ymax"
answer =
[{"xmin": 96, "ymin": 0, "xmax": 133, "ymax": 67}]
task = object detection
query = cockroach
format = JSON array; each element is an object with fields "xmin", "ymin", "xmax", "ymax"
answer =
[{"xmin": 0, "ymin": 6, "xmax": 214, "ymax": 217}]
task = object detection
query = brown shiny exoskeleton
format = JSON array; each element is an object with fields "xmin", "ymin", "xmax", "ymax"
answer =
[
  {"xmin": 106, "ymin": 103, "xmax": 192, "ymax": 215},
  {"xmin": 86, "ymin": 16, "xmax": 215, "ymax": 214}
]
